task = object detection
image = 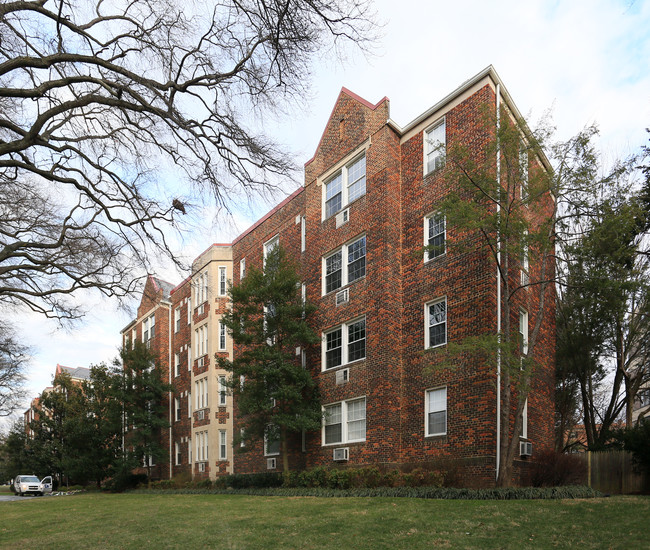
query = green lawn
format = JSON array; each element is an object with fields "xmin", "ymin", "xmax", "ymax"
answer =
[{"xmin": 0, "ymin": 493, "xmax": 647, "ymax": 549}]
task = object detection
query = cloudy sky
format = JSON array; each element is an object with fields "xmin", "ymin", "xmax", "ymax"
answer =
[{"xmin": 6, "ymin": 0, "xmax": 649, "ymax": 429}]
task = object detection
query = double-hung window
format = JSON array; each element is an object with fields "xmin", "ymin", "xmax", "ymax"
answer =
[
  {"xmin": 424, "ymin": 118, "xmax": 446, "ymax": 174},
  {"xmin": 520, "ymin": 143, "xmax": 529, "ymax": 201},
  {"xmin": 219, "ymin": 321, "xmax": 227, "ymax": 351},
  {"xmin": 519, "ymin": 309, "xmax": 529, "ymax": 356},
  {"xmin": 264, "ymin": 235, "xmax": 279, "ymax": 267},
  {"xmin": 175, "ymin": 398, "xmax": 181, "ymax": 421},
  {"xmin": 520, "ymin": 229, "xmax": 529, "ymax": 287},
  {"xmin": 175, "ymin": 307, "xmax": 181, "ymax": 333},
  {"xmin": 218, "ymin": 375, "xmax": 227, "ymax": 406},
  {"xmin": 240, "ymin": 258, "xmax": 246, "ymax": 280},
  {"xmin": 425, "ymin": 387, "xmax": 447, "ymax": 436},
  {"xmin": 323, "ymin": 397, "xmax": 366, "ymax": 445},
  {"xmin": 175, "ymin": 442, "xmax": 181, "ymax": 465},
  {"xmin": 195, "ymin": 325, "xmax": 208, "ymax": 358},
  {"xmin": 174, "ymin": 353, "xmax": 180, "ymax": 377},
  {"xmin": 219, "ymin": 266, "xmax": 227, "ymax": 296},
  {"xmin": 425, "ymin": 298, "xmax": 447, "ymax": 348},
  {"xmin": 323, "ymin": 317, "xmax": 366, "ymax": 370},
  {"xmin": 324, "ymin": 154, "xmax": 366, "ymax": 219},
  {"xmin": 323, "ymin": 235, "xmax": 366, "ymax": 294},
  {"xmin": 424, "ymin": 213, "xmax": 446, "ymax": 261},
  {"xmin": 219, "ymin": 430, "xmax": 227, "ymax": 460},
  {"xmin": 264, "ymin": 425, "xmax": 280, "ymax": 456}
]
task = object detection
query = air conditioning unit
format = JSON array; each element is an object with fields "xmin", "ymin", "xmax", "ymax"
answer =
[
  {"xmin": 335, "ymin": 208, "xmax": 350, "ymax": 228},
  {"xmin": 335, "ymin": 368, "xmax": 349, "ymax": 385},
  {"xmin": 198, "ymin": 462, "xmax": 205, "ymax": 472},
  {"xmin": 197, "ymin": 410, "xmax": 205, "ymax": 421},
  {"xmin": 266, "ymin": 458, "xmax": 277, "ymax": 470},
  {"xmin": 335, "ymin": 288, "xmax": 349, "ymax": 306},
  {"xmin": 520, "ymin": 441, "xmax": 532, "ymax": 456},
  {"xmin": 333, "ymin": 447, "xmax": 349, "ymax": 461}
]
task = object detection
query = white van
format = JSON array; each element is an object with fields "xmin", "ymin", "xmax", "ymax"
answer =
[{"xmin": 13, "ymin": 475, "xmax": 53, "ymax": 496}]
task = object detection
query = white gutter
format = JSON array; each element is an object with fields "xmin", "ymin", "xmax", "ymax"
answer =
[{"xmin": 495, "ymin": 84, "xmax": 502, "ymax": 482}]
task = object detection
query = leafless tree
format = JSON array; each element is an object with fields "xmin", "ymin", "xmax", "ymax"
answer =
[
  {"xmin": 0, "ymin": 0, "xmax": 378, "ymax": 321},
  {"xmin": 0, "ymin": 321, "xmax": 28, "ymax": 416}
]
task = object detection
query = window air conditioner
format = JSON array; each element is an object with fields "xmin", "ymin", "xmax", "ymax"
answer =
[
  {"xmin": 267, "ymin": 458, "xmax": 277, "ymax": 470},
  {"xmin": 197, "ymin": 410, "xmax": 205, "ymax": 421},
  {"xmin": 335, "ymin": 208, "xmax": 350, "ymax": 228},
  {"xmin": 335, "ymin": 368, "xmax": 349, "ymax": 385},
  {"xmin": 335, "ymin": 288, "xmax": 349, "ymax": 306},
  {"xmin": 520, "ymin": 441, "xmax": 532, "ymax": 456},
  {"xmin": 198, "ymin": 462, "xmax": 205, "ymax": 472},
  {"xmin": 333, "ymin": 447, "xmax": 349, "ymax": 461}
]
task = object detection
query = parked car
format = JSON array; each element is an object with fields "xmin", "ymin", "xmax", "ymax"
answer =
[{"xmin": 13, "ymin": 475, "xmax": 53, "ymax": 496}]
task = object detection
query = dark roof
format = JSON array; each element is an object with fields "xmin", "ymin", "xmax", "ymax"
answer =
[
  {"xmin": 58, "ymin": 365, "xmax": 91, "ymax": 381},
  {"xmin": 151, "ymin": 276, "xmax": 175, "ymax": 300}
]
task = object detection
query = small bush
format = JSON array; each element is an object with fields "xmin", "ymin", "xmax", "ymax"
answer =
[
  {"xmin": 530, "ymin": 449, "xmax": 586, "ymax": 487},
  {"xmin": 104, "ymin": 472, "xmax": 147, "ymax": 493}
]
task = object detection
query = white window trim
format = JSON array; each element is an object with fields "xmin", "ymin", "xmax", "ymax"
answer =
[
  {"xmin": 175, "ymin": 442, "xmax": 181, "ymax": 466},
  {"xmin": 521, "ymin": 398, "xmax": 528, "ymax": 439},
  {"xmin": 263, "ymin": 235, "xmax": 279, "ymax": 266},
  {"xmin": 321, "ymin": 315, "xmax": 366, "ymax": 371},
  {"xmin": 240, "ymin": 258, "xmax": 246, "ymax": 280},
  {"xmin": 519, "ymin": 309, "xmax": 529, "ymax": 355},
  {"xmin": 319, "ymin": 143, "xmax": 369, "ymax": 221},
  {"xmin": 423, "ymin": 117, "xmax": 446, "ymax": 176},
  {"xmin": 301, "ymin": 216, "xmax": 306, "ymax": 253},
  {"xmin": 520, "ymin": 229, "xmax": 530, "ymax": 287},
  {"xmin": 219, "ymin": 430, "xmax": 227, "ymax": 460},
  {"xmin": 321, "ymin": 396, "xmax": 367, "ymax": 446},
  {"xmin": 321, "ymin": 234, "xmax": 366, "ymax": 296},
  {"xmin": 174, "ymin": 307, "xmax": 181, "ymax": 333},
  {"xmin": 264, "ymin": 426, "xmax": 280, "ymax": 457},
  {"xmin": 424, "ymin": 297, "xmax": 447, "ymax": 349},
  {"xmin": 174, "ymin": 353, "xmax": 180, "ymax": 377},
  {"xmin": 218, "ymin": 375, "xmax": 227, "ymax": 406},
  {"xmin": 425, "ymin": 386, "xmax": 447, "ymax": 437},
  {"xmin": 218, "ymin": 321, "xmax": 227, "ymax": 351},
  {"xmin": 174, "ymin": 397, "xmax": 181, "ymax": 422},
  {"xmin": 218, "ymin": 266, "xmax": 227, "ymax": 296},
  {"xmin": 424, "ymin": 212, "xmax": 446, "ymax": 262},
  {"xmin": 520, "ymin": 142, "xmax": 529, "ymax": 201}
]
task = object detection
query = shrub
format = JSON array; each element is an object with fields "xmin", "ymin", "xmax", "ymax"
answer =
[
  {"xmin": 529, "ymin": 449, "xmax": 586, "ymax": 487},
  {"xmin": 104, "ymin": 472, "xmax": 147, "ymax": 493}
]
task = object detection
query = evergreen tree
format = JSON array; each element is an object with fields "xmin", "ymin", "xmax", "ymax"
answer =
[{"xmin": 218, "ymin": 246, "xmax": 321, "ymax": 473}]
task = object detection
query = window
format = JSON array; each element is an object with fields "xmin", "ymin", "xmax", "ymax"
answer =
[
  {"xmin": 519, "ymin": 309, "xmax": 529, "ymax": 355},
  {"xmin": 174, "ymin": 353, "xmax": 180, "ymax": 377},
  {"xmin": 264, "ymin": 425, "xmax": 280, "ymax": 456},
  {"xmin": 195, "ymin": 324, "xmax": 208, "ymax": 358},
  {"xmin": 149, "ymin": 314, "xmax": 155, "ymax": 340},
  {"xmin": 175, "ymin": 398, "xmax": 181, "ymax": 421},
  {"xmin": 324, "ymin": 154, "xmax": 366, "ymax": 219},
  {"xmin": 323, "ymin": 235, "xmax": 366, "ymax": 294},
  {"xmin": 425, "ymin": 298, "xmax": 447, "ymax": 348},
  {"xmin": 188, "ymin": 391, "xmax": 192, "ymax": 418},
  {"xmin": 219, "ymin": 266, "xmax": 227, "ymax": 296},
  {"xmin": 142, "ymin": 317, "xmax": 149, "ymax": 343},
  {"xmin": 426, "ymin": 387, "xmax": 447, "ymax": 436},
  {"xmin": 424, "ymin": 118, "xmax": 446, "ymax": 174},
  {"xmin": 175, "ymin": 307, "xmax": 181, "ymax": 333},
  {"xmin": 424, "ymin": 213, "xmax": 446, "ymax": 261},
  {"xmin": 323, "ymin": 317, "xmax": 366, "ymax": 370},
  {"xmin": 175, "ymin": 442, "xmax": 181, "ymax": 465},
  {"xmin": 188, "ymin": 437, "xmax": 192, "ymax": 464},
  {"xmin": 219, "ymin": 430, "xmax": 227, "ymax": 460},
  {"xmin": 301, "ymin": 216, "xmax": 306, "ymax": 252},
  {"xmin": 195, "ymin": 271, "xmax": 208, "ymax": 305},
  {"xmin": 521, "ymin": 399, "xmax": 528, "ymax": 439},
  {"xmin": 240, "ymin": 258, "xmax": 246, "ymax": 280},
  {"xmin": 187, "ymin": 297, "xmax": 191, "ymax": 324},
  {"xmin": 218, "ymin": 375, "xmax": 227, "ymax": 406},
  {"xmin": 520, "ymin": 143, "xmax": 529, "ymax": 201},
  {"xmin": 520, "ymin": 229, "xmax": 529, "ymax": 286},
  {"xmin": 187, "ymin": 345, "xmax": 191, "ymax": 370},
  {"xmin": 263, "ymin": 235, "xmax": 279, "ymax": 267},
  {"xmin": 219, "ymin": 321, "xmax": 227, "ymax": 351},
  {"xmin": 195, "ymin": 377, "xmax": 209, "ymax": 409},
  {"xmin": 322, "ymin": 397, "xmax": 366, "ymax": 445}
]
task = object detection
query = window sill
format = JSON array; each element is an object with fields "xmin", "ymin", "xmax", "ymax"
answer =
[
  {"xmin": 425, "ymin": 342, "xmax": 447, "ymax": 350},
  {"xmin": 321, "ymin": 440, "xmax": 365, "ymax": 447},
  {"xmin": 322, "ymin": 276, "xmax": 365, "ymax": 298},
  {"xmin": 424, "ymin": 252, "xmax": 447, "ymax": 264},
  {"xmin": 322, "ymin": 357, "xmax": 365, "ymax": 373}
]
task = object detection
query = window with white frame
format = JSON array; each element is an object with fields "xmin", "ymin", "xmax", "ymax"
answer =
[
  {"xmin": 175, "ymin": 398, "xmax": 181, "ymax": 421},
  {"xmin": 240, "ymin": 258, "xmax": 246, "ymax": 280},
  {"xmin": 188, "ymin": 437, "xmax": 192, "ymax": 464},
  {"xmin": 188, "ymin": 391, "xmax": 192, "ymax": 417},
  {"xmin": 323, "ymin": 235, "xmax": 366, "ymax": 294},
  {"xmin": 195, "ymin": 272, "xmax": 208, "ymax": 305},
  {"xmin": 322, "ymin": 397, "xmax": 366, "ymax": 445},
  {"xmin": 174, "ymin": 353, "xmax": 180, "ymax": 377},
  {"xmin": 240, "ymin": 428, "xmax": 246, "ymax": 448},
  {"xmin": 175, "ymin": 441, "xmax": 181, "ymax": 465},
  {"xmin": 425, "ymin": 298, "xmax": 447, "ymax": 348},
  {"xmin": 424, "ymin": 213, "xmax": 446, "ymax": 261},
  {"xmin": 219, "ymin": 430, "xmax": 227, "ymax": 460},
  {"xmin": 264, "ymin": 425, "xmax": 280, "ymax": 456},
  {"xmin": 324, "ymin": 154, "xmax": 366, "ymax": 219},
  {"xmin": 520, "ymin": 143, "xmax": 529, "ymax": 201},
  {"xmin": 219, "ymin": 266, "xmax": 227, "ymax": 296},
  {"xmin": 187, "ymin": 297, "xmax": 191, "ymax": 324},
  {"xmin": 519, "ymin": 309, "xmax": 529, "ymax": 356},
  {"xmin": 175, "ymin": 307, "xmax": 181, "ymax": 333},
  {"xmin": 424, "ymin": 118, "xmax": 446, "ymax": 174},
  {"xmin": 218, "ymin": 375, "xmax": 227, "ymax": 406},
  {"xmin": 301, "ymin": 216, "xmax": 306, "ymax": 252},
  {"xmin": 195, "ymin": 377, "xmax": 209, "ymax": 409},
  {"xmin": 219, "ymin": 321, "xmax": 227, "ymax": 351},
  {"xmin": 521, "ymin": 399, "xmax": 528, "ymax": 439},
  {"xmin": 426, "ymin": 387, "xmax": 447, "ymax": 436},
  {"xmin": 323, "ymin": 317, "xmax": 366, "ymax": 370},
  {"xmin": 142, "ymin": 317, "xmax": 149, "ymax": 343},
  {"xmin": 263, "ymin": 235, "xmax": 279, "ymax": 267},
  {"xmin": 149, "ymin": 314, "xmax": 155, "ymax": 340},
  {"xmin": 520, "ymin": 229, "xmax": 530, "ymax": 286},
  {"xmin": 187, "ymin": 345, "xmax": 191, "ymax": 370},
  {"xmin": 195, "ymin": 324, "xmax": 208, "ymax": 358}
]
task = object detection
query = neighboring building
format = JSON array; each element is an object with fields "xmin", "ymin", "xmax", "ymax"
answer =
[
  {"xmin": 123, "ymin": 66, "xmax": 556, "ymax": 486},
  {"xmin": 632, "ymin": 381, "xmax": 650, "ymax": 425},
  {"xmin": 23, "ymin": 364, "xmax": 91, "ymax": 437}
]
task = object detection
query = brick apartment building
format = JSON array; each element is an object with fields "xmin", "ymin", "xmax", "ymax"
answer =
[{"xmin": 123, "ymin": 66, "xmax": 555, "ymax": 486}]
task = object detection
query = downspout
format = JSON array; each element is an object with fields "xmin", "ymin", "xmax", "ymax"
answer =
[
  {"xmin": 495, "ymin": 83, "xmax": 502, "ymax": 482},
  {"xmin": 168, "ymin": 304, "xmax": 173, "ymax": 480}
]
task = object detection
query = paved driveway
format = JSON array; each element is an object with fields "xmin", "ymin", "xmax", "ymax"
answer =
[{"xmin": 0, "ymin": 493, "xmax": 43, "ymax": 502}]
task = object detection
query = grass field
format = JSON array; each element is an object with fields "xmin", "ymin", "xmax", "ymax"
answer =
[{"xmin": 0, "ymin": 492, "xmax": 648, "ymax": 549}]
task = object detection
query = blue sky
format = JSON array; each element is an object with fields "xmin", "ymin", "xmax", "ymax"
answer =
[{"xmin": 5, "ymin": 0, "xmax": 649, "ymax": 430}]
